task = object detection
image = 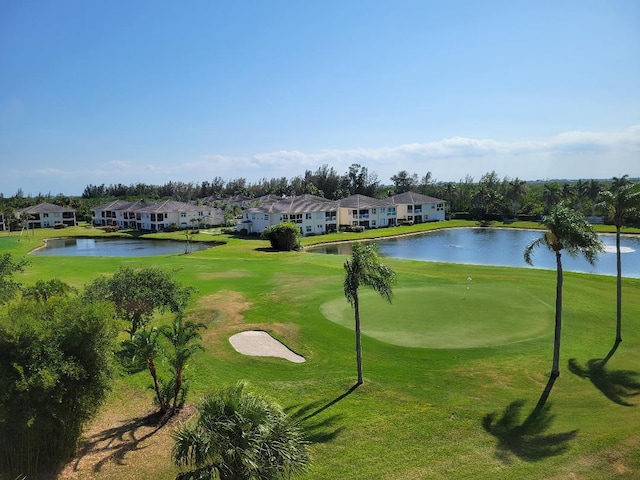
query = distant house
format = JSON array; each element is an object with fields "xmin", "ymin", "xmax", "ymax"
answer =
[
  {"xmin": 389, "ymin": 192, "xmax": 446, "ymax": 224},
  {"xmin": 14, "ymin": 202, "xmax": 77, "ymax": 229},
  {"xmin": 0, "ymin": 212, "xmax": 5, "ymax": 231},
  {"xmin": 338, "ymin": 194, "xmax": 396, "ymax": 229},
  {"xmin": 237, "ymin": 192, "xmax": 446, "ymax": 236},
  {"xmin": 239, "ymin": 194, "xmax": 339, "ymax": 236},
  {"xmin": 91, "ymin": 200, "xmax": 224, "ymax": 231}
]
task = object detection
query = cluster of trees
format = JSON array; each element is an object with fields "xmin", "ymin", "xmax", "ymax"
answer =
[
  {"xmin": 0, "ymin": 260, "xmax": 206, "ymax": 476},
  {"xmin": 0, "ymin": 257, "xmax": 309, "ymax": 479}
]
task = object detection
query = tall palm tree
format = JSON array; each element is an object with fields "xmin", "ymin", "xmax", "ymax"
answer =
[
  {"xmin": 161, "ymin": 314, "xmax": 206, "ymax": 412},
  {"xmin": 524, "ymin": 204, "xmax": 603, "ymax": 379},
  {"xmin": 597, "ymin": 180, "xmax": 640, "ymax": 349},
  {"xmin": 344, "ymin": 243, "xmax": 396, "ymax": 385},
  {"xmin": 172, "ymin": 381, "xmax": 310, "ymax": 480}
]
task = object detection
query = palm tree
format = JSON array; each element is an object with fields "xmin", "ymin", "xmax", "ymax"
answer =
[
  {"xmin": 344, "ymin": 243, "xmax": 396, "ymax": 385},
  {"xmin": 586, "ymin": 179, "xmax": 603, "ymax": 216},
  {"xmin": 172, "ymin": 381, "xmax": 310, "ymax": 480},
  {"xmin": 597, "ymin": 180, "xmax": 640, "ymax": 350},
  {"xmin": 161, "ymin": 314, "xmax": 206, "ymax": 412},
  {"xmin": 505, "ymin": 178, "xmax": 528, "ymax": 217},
  {"xmin": 524, "ymin": 204, "xmax": 603, "ymax": 379},
  {"xmin": 542, "ymin": 182, "xmax": 562, "ymax": 214},
  {"xmin": 122, "ymin": 327, "xmax": 168, "ymax": 412}
]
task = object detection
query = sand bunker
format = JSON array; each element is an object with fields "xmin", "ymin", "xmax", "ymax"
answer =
[{"xmin": 229, "ymin": 330, "xmax": 305, "ymax": 363}]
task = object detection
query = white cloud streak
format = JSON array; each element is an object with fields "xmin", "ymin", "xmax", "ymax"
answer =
[{"xmin": 7, "ymin": 125, "xmax": 640, "ymax": 195}]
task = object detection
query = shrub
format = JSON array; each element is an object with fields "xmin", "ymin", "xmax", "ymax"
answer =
[{"xmin": 262, "ymin": 222, "xmax": 301, "ymax": 251}]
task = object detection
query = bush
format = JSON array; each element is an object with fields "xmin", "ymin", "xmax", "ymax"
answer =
[
  {"xmin": 262, "ymin": 222, "xmax": 301, "ymax": 251},
  {"xmin": 0, "ymin": 297, "xmax": 117, "ymax": 476}
]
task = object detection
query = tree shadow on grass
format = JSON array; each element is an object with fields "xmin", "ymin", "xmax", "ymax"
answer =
[
  {"xmin": 70, "ymin": 409, "xmax": 178, "ymax": 473},
  {"xmin": 568, "ymin": 351, "xmax": 640, "ymax": 407},
  {"xmin": 286, "ymin": 383, "xmax": 360, "ymax": 444},
  {"xmin": 482, "ymin": 377, "xmax": 578, "ymax": 464}
]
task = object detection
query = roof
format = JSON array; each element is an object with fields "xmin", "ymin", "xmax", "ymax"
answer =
[
  {"xmin": 390, "ymin": 191, "xmax": 446, "ymax": 205},
  {"xmin": 17, "ymin": 202, "xmax": 74, "ymax": 214},
  {"xmin": 246, "ymin": 194, "xmax": 338, "ymax": 214},
  {"xmin": 338, "ymin": 194, "xmax": 388, "ymax": 209}
]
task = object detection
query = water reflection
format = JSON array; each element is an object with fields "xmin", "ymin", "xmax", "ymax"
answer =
[
  {"xmin": 32, "ymin": 238, "xmax": 210, "ymax": 257},
  {"xmin": 310, "ymin": 228, "xmax": 640, "ymax": 278}
]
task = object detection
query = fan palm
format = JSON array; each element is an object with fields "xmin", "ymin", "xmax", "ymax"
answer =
[
  {"xmin": 344, "ymin": 243, "xmax": 396, "ymax": 385},
  {"xmin": 524, "ymin": 204, "xmax": 603, "ymax": 379},
  {"xmin": 172, "ymin": 382, "xmax": 310, "ymax": 480}
]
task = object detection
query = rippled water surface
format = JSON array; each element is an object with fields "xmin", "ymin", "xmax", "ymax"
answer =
[{"xmin": 311, "ymin": 228, "xmax": 640, "ymax": 278}]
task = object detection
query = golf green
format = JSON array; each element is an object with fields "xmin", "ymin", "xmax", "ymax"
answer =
[{"xmin": 320, "ymin": 283, "xmax": 554, "ymax": 348}]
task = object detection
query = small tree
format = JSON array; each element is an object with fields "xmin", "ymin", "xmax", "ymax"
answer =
[
  {"xmin": 21, "ymin": 278, "xmax": 74, "ymax": 302},
  {"xmin": 121, "ymin": 327, "xmax": 168, "ymax": 412},
  {"xmin": 344, "ymin": 243, "xmax": 396, "ymax": 385},
  {"xmin": 172, "ymin": 382, "xmax": 310, "ymax": 480},
  {"xmin": 161, "ymin": 314, "xmax": 206, "ymax": 412},
  {"xmin": 83, "ymin": 266, "xmax": 194, "ymax": 337},
  {"xmin": 0, "ymin": 253, "xmax": 28, "ymax": 305},
  {"xmin": 524, "ymin": 204, "xmax": 603, "ymax": 379},
  {"xmin": 262, "ymin": 222, "xmax": 301, "ymax": 251}
]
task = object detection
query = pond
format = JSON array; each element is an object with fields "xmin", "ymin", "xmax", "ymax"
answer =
[
  {"xmin": 31, "ymin": 238, "xmax": 211, "ymax": 257},
  {"xmin": 310, "ymin": 228, "xmax": 640, "ymax": 278}
]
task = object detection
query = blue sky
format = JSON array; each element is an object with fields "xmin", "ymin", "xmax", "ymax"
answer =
[{"xmin": 1, "ymin": 0, "xmax": 638, "ymax": 196}]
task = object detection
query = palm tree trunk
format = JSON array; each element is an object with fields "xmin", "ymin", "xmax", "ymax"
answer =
[
  {"xmin": 148, "ymin": 359, "xmax": 166, "ymax": 412},
  {"xmin": 552, "ymin": 251, "xmax": 563, "ymax": 379},
  {"xmin": 354, "ymin": 294, "xmax": 363, "ymax": 385},
  {"xmin": 616, "ymin": 226, "xmax": 622, "ymax": 344}
]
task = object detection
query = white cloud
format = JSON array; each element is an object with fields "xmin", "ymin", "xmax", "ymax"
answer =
[{"xmin": 3, "ymin": 125, "xmax": 638, "ymax": 196}]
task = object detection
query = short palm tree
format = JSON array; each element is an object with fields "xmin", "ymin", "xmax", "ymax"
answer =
[
  {"xmin": 597, "ymin": 179, "xmax": 640, "ymax": 349},
  {"xmin": 161, "ymin": 314, "xmax": 206, "ymax": 412},
  {"xmin": 344, "ymin": 243, "xmax": 396, "ymax": 385},
  {"xmin": 122, "ymin": 327, "xmax": 167, "ymax": 412},
  {"xmin": 524, "ymin": 204, "xmax": 603, "ymax": 379},
  {"xmin": 172, "ymin": 381, "xmax": 310, "ymax": 480}
]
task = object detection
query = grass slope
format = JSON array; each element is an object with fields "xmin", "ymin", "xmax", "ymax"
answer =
[{"xmin": 1, "ymin": 223, "xmax": 640, "ymax": 479}]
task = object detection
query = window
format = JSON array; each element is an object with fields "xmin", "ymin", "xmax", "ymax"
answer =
[
  {"xmin": 371, "ymin": 208, "xmax": 376, "ymax": 214},
  {"xmin": 264, "ymin": 214, "xmax": 269, "ymax": 220},
  {"xmin": 198, "ymin": 211, "xmax": 203, "ymax": 216},
  {"xmin": 371, "ymin": 220, "xmax": 377, "ymax": 226},
  {"xmin": 388, "ymin": 207, "xmax": 396, "ymax": 215},
  {"xmin": 352, "ymin": 209, "xmax": 357, "ymax": 217},
  {"xmin": 282, "ymin": 214, "xmax": 288, "ymax": 221},
  {"xmin": 408, "ymin": 205, "xmax": 413, "ymax": 213},
  {"xmin": 306, "ymin": 213, "xmax": 312, "ymax": 220},
  {"xmin": 43, "ymin": 213, "xmax": 49, "ymax": 218},
  {"xmin": 306, "ymin": 225, "xmax": 312, "ymax": 232},
  {"xmin": 180, "ymin": 212, "xmax": 186, "ymax": 218}
]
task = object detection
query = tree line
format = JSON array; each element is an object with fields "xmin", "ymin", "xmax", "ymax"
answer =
[{"xmin": 2, "ymin": 165, "xmax": 637, "ymax": 227}]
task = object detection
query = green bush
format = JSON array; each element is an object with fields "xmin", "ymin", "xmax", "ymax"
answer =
[
  {"xmin": 262, "ymin": 222, "xmax": 301, "ymax": 251},
  {"xmin": 0, "ymin": 297, "xmax": 118, "ymax": 476}
]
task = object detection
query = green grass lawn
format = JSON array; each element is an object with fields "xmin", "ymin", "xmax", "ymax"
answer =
[{"xmin": 2, "ymin": 222, "xmax": 640, "ymax": 479}]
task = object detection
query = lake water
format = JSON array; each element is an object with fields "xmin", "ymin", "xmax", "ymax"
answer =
[
  {"xmin": 311, "ymin": 228, "xmax": 640, "ymax": 278},
  {"xmin": 32, "ymin": 238, "xmax": 210, "ymax": 257}
]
